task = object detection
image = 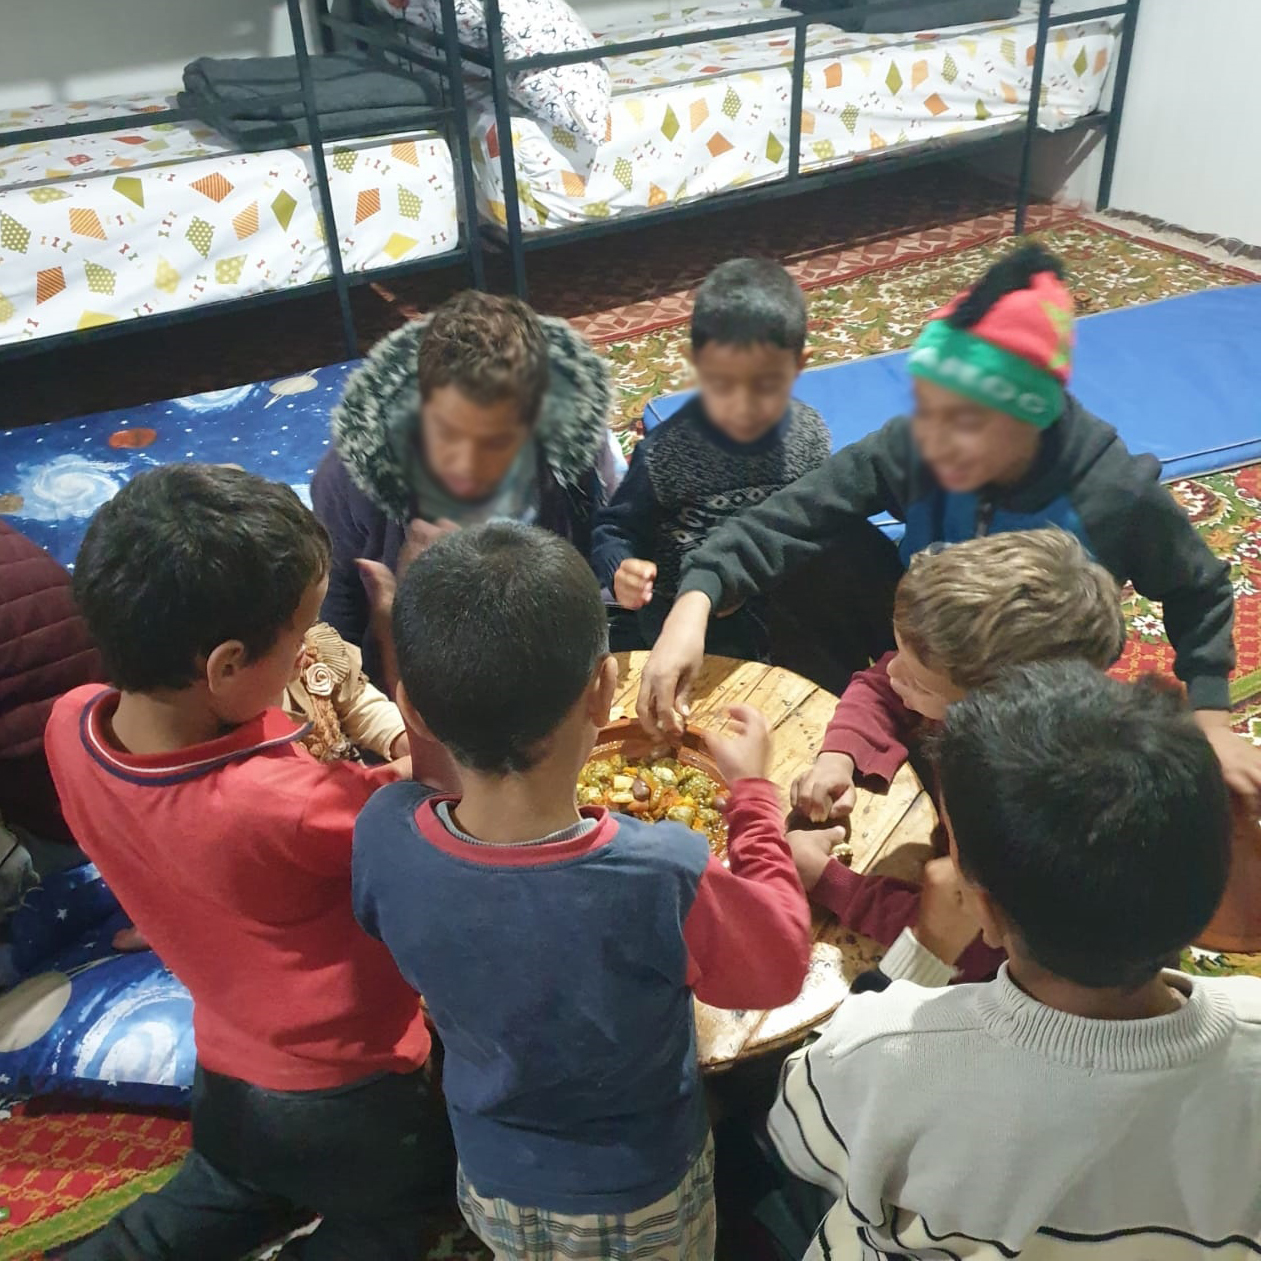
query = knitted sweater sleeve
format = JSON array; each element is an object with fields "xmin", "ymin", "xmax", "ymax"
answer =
[
  {"xmin": 589, "ymin": 440, "xmax": 661, "ymax": 592},
  {"xmin": 676, "ymin": 417, "xmax": 913, "ymax": 612}
]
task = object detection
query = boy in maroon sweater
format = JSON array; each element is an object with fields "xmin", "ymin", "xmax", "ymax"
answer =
[{"xmin": 787, "ymin": 528, "xmax": 1126, "ymax": 984}]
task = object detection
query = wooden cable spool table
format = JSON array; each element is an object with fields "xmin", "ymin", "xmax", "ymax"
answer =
[{"xmin": 609, "ymin": 652, "xmax": 937, "ymax": 1072}]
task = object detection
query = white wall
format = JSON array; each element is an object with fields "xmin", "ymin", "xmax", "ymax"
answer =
[
  {"xmin": 1104, "ymin": 0, "xmax": 1261, "ymax": 244},
  {"xmin": 0, "ymin": 1, "xmax": 305, "ymax": 109},
  {"xmin": 973, "ymin": 0, "xmax": 1261, "ymax": 246}
]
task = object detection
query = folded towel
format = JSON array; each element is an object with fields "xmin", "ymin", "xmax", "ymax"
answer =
[
  {"xmin": 177, "ymin": 98, "xmax": 439, "ymax": 150},
  {"xmin": 178, "ymin": 53, "xmax": 438, "ymax": 150},
  {"xmin": 181, "ymin": 53, "xmax": 433, "ymax": 121}
]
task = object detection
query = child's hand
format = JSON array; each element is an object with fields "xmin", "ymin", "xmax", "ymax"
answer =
[
  {"xmin": 786, "ymin": 824, "xmax": 848, "ymax": 891},
  {"xmin": 357, "ymin": 559, "xmax": 398, "ymax": 622},
  {"xmin": 703, "ymin": 704, "xmax": 772, "ymax": 784},
  {"xmin": 1195, "ymin": 710, "xmax": 1261, "ymax": 807},
  {"xmin": 914, "ymin": 857, "xmax": 980, "ymax": 965},
  {"xmin": 791, "ymin": 753, "xmax": 857, "ymax": 823},
  {"xmin": 112, "ymin": 925, "xmax": 150, "ymax": 953},
  {"xmin": 399, "ymin": 517, "xmax": 459, "ymax": 579},
  {"xmin": 614, "ymin": 559, "xmax": 657, "ymax": 610}
]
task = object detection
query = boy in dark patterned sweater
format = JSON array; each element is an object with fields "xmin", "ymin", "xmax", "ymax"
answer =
[{"xmin": 591, "ymin": 258, "xmax": 830, "ymax": 658}]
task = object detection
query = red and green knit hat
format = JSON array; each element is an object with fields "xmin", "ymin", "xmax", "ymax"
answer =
[{"xmin": 907, "ymin": 247, "xmax": 1075, "ymax": 428}]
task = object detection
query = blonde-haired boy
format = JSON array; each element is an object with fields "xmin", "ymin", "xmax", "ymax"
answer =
[{"xmin": 789, "ymin": 528, "xmax": 1126, "ymax": 984}]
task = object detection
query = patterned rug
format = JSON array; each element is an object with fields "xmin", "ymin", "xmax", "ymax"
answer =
[{"xmin": 3, "ymin": 211, "xmax": 1259, "ymax": 1260}]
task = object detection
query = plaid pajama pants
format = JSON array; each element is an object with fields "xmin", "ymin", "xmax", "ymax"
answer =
[{"xmin": 457, "ymin": 1135, "xmax": 716, "ymax": 1260}]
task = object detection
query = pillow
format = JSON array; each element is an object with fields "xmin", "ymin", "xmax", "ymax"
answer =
[
  {"xmin": 788, "ymin": 0, "xmax": 1019, "ymax": 31},
  {"xmin": 0, "ymin": 864, "xmax": 195, "ymax": 1104},
  {"xmin": 371, "ymin": 0, "xmax": 611, "ymax": 145}
]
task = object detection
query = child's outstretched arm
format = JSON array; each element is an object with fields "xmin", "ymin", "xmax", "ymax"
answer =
[
  {"xmin": 681, "ymin": 707, "xmax": 812, "ymax": 1011},
  {"xmin": 791, "ymin": 653, "xmax": 913, "ymax": 823}
]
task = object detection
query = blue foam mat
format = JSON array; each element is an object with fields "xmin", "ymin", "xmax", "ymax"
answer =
[{"xmin": 646, "ymin": 285, "xmax": 1261, "ymax": 483}]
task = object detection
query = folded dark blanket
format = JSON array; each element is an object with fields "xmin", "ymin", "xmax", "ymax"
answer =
[
  {"xmin": 177, "ymin": 97, "xmax": 438, "ymax": 150},
  {"xmin": 181, "ymin": 52, "xmax": 433, "ymax": 121},
  {"xmin": 789, "ymin": 0, "xmax": 1019, "ymax": 33}
]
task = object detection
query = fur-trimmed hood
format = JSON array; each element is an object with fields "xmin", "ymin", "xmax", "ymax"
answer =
[{"xmin": 330, "ymin": 315, "xmax": 613, "ymax": 519}]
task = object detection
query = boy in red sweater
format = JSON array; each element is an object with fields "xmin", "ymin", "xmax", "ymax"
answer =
[
  {"xmin": 787, "ymin": 528, "xmax": 1126, "ymax": 984},
  {"xmin": 45, "ymin": 465, "xmax": 447, "ymax": 1261}
]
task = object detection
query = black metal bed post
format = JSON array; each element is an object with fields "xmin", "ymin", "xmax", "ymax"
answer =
[
  {"xmin": 483, "ymin": 0, "xmax": 529, "ymax": 297},
  {"xmin": 1013, "ymin": 0, "xmax": 1053, "ymax": 237},
  {"xmin": 1096, "ymin": 0, "xmax": 1141, "ymax": 211},
  {"xmin": 437, "ymin": 0, "xmax": 487, "ymax": 289},
  {"xmin": 787, "ymin": 12, "xmax": 807, "ymax": 181},
  {"xmin": 312, "ymin": 0, "xmax": 335, "ymax": 55},
  {"xmin": 285, "ymin": 0, "xmax": 359, "ymax": 357}
]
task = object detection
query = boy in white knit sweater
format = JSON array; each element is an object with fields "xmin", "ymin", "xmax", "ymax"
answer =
[{"xmin": 769, "ymin": 662, "xmax": 1261, "ymax": 1259}]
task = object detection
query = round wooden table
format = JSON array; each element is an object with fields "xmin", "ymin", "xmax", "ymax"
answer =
[{"xmin": 610, "ymin": 652, "xmax": 936, "ymax": 1072}]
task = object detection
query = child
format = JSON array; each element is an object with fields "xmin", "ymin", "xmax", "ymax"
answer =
[
  {"xmin": 313, "ymin": 290, "xmax": 624, "ymax": 684},
  {"xmin": 44, "ymin": 465, "xmax": 449, "ymax": 1260},
  {"xmin": 637, "ymin": 246, "xmax": 1261, "ymax": 805},
  {"xmin": 768, "ymin": 662, "xmax": 1261, "ymax": 1258},
  {"xmin": 788, "ymin": 529, "xmax": 1126, "ymax": 983},
  {"xmin": 283, "ymin": 620, "xmax": 407, "ymax": 762},
  {"xmin": 352, "ymin": 522, "xmax": 812, "ymax": 1260},
  {"xmin": 591, "ymin": 257, "xmax": 831, "ymax": 658}
]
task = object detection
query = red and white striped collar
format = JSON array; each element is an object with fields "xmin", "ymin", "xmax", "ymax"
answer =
[{"xmin": 80, "ymin": 688, "xmax": 310, "ymax": 787}]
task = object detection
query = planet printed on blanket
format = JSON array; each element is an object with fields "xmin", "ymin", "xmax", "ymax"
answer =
[
  {"xmin": 107, "ymin": 426, "xmax": 157, "ymax": 449},
  {"xmin": 265, "ymin": 373, "xmax": 318, "ymax": 407},
  {"xmin": 0, "ymin": 493, "xmax": 23, "ymax": 513}
]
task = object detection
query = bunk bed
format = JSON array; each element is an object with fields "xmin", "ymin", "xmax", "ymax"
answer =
[
  {"xmin": 393, "ymin": 0, "xmax": 1142, "ymax": 296},
  {"xmin": 0, "ymin": 0, "xmax": 483, "ymax": 361}
]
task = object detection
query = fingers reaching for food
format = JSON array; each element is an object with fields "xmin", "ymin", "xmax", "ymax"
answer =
[
  {"xmin": 790, "ymin": 752, "xmax": 858, "ymax": 823},
  {"xmin": 785, "ymin": 823, "xmax": 851, "ymax": 891},
  {"xmin": 703, "ymin": 704, "xmax": 772, "ymax": 786}
]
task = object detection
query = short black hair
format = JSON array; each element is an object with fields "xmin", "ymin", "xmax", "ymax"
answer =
[
  {"xmin": 393, "ymin": 522, "xmax": 608, "ymax": 774},
  {"xmin": 938, "ymin": 661, "xmax": 1231, "ymax": 990},
  {"xmin": 73, "ymin": 464, "xmax": 330, "ymax": 692},
  {"xmin": 691, "ymin": 258, "xmax": 808, "ymax": 354}
]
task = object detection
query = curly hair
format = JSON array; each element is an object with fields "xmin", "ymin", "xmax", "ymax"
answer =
[
  {"xmin": 417, "ymin": 291, "xmax": 550, "ymax": 425},
  {"xmin": 894, "ymin": 529, "xmax": 1126, "ymax": 690}
]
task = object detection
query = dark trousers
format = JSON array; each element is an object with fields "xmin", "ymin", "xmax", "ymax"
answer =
[
  {"xmin": 57, "ymin": 1064, "xmax": 455, "ymax": 1261},
  {"xmin": 611, "ymin": 518, "xmax": 903, "ymax": 696}
]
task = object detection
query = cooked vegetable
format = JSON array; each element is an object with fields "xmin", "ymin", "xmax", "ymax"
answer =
[{"xmin": 578, "ymin": 749, "xmax": 729, "ymax": 858}]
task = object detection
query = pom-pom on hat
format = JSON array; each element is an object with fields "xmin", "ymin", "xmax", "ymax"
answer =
[{"xmin": 907, "ymin": 245, "xmax": 1075, "ymax": 428}]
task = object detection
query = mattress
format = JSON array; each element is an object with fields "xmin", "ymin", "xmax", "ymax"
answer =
[
  {"xmin": 469, "ymin": 0, "xmax": 1119, "ymax": 232},
  {"xmin": 0, "ymin": 94, "xmax": 459, "ymax": 347}
]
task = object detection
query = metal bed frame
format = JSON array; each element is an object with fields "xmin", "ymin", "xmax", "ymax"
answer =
[
  {"xmin": 0, "ymin": 0, "xmax": 484, "ymax": 363},
  {"xmin": 466, "ymin": 0, "xmax": 1142, "ymax": 298}
]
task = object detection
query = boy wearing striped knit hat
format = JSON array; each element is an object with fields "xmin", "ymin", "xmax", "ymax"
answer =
[
  {"xmin": 638, "ymin": 245, "xmax": 1261, "ymax": 802},
  {"xmin": 770, "ymin": 662, "xmax": 1261, "ymax": 1260}
]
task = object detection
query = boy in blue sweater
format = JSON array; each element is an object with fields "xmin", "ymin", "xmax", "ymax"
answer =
[{"xmin": 352, "ymin": 521, "xmax": 812, "ymax": 1260}]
